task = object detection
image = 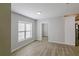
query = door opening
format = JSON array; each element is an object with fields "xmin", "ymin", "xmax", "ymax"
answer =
[
  {"xmin": 42, "ymin": 23, "xmax": 48, "ymax": 41},
  {"xmin": 75, "ymin": 16, "xmax": 79, "ymax": 46}
]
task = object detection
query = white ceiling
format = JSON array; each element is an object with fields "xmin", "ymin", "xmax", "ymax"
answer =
[{"xmin": 11, "ymin": 3, "xmax": 79, "ymax": 20}]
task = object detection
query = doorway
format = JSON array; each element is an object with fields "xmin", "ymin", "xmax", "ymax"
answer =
[
  {"xmin": 42, "ymin": 23, "xmax": 48, "ymax": 41},
  {"xmin": 75, "ymin": 16, "xmax": 79, "ymax": 46}
]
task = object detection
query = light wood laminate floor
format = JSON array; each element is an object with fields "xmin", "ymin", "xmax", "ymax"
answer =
[{"xmin": 12, "ymin": 37, "xmax": 79, "ymax": 56}]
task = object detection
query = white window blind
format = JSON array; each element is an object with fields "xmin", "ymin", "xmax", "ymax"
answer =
[{"xmin": 18, "ymin": 21, "xmax": 32, "ymax": 42}]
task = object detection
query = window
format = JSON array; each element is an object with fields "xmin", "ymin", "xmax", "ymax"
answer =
[{"xmin": 18, "ymin": 21, "xmax": 32, "ymax": 42}]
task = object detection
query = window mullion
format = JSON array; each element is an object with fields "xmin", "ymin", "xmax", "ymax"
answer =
[{"xmin": 25, "ymin": 23, "xmax": 26, "ymax": 40}]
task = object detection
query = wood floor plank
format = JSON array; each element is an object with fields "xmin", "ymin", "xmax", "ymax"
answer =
[{"xmin": 12, "ymin": 37, "xmax": 79, "ymax": 56}]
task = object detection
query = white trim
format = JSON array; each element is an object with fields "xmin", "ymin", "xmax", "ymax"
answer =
[
  {"xmin": 11, "ymin": 39, "xmax": 35, "ymax": 53},
  {"xmin": 48, "ymin": 40, "xmax": 75, "ymax": 46}
]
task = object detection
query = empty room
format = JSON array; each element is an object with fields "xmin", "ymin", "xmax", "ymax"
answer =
[{"xmin": 1, "ymin": 3, "xmax": 79, "ymax": 56}]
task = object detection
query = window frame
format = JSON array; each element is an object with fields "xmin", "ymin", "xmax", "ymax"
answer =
[{"xmin": 18, "ymin": 21, "xmax": 32, "ymax": 42}]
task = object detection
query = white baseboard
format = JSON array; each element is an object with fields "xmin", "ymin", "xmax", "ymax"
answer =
[
  {"xmin": 48, "ymin": 40, "xmax": 75, "ymax": 46},
  {"xmin": 11, "ymin": 39, "xmax": 35, "ymax": 53},
  {"xmin": 48, "ymin": 40, "xmax": 65, "ymax": 44}
]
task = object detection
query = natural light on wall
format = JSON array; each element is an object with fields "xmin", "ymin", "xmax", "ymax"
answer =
[{"xmin": 18, "ymin": 21, "xmax": 32, "ymax": 42}]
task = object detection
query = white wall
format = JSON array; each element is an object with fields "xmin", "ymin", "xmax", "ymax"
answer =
[
  {"xmin": 37, "ymin": 16, "xmax": 75, "ymax": 45},
  {"xmin": 37, "ymin": 17, "xmax": 65, "ymax": 44},
  {"xmin": 11, "ymin": 12, "xmax": 37, "ymax": 52},
  {"xmin": 48, "ymin": 17, "xmax": 65, "ymax": 44},
  {"xmin": 65, "ymin": 16, "xmax": 75, "ymax": 46},
  {"xmin": 37, "ymin": 17, "xmax": 65, "ymax": 43}
]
